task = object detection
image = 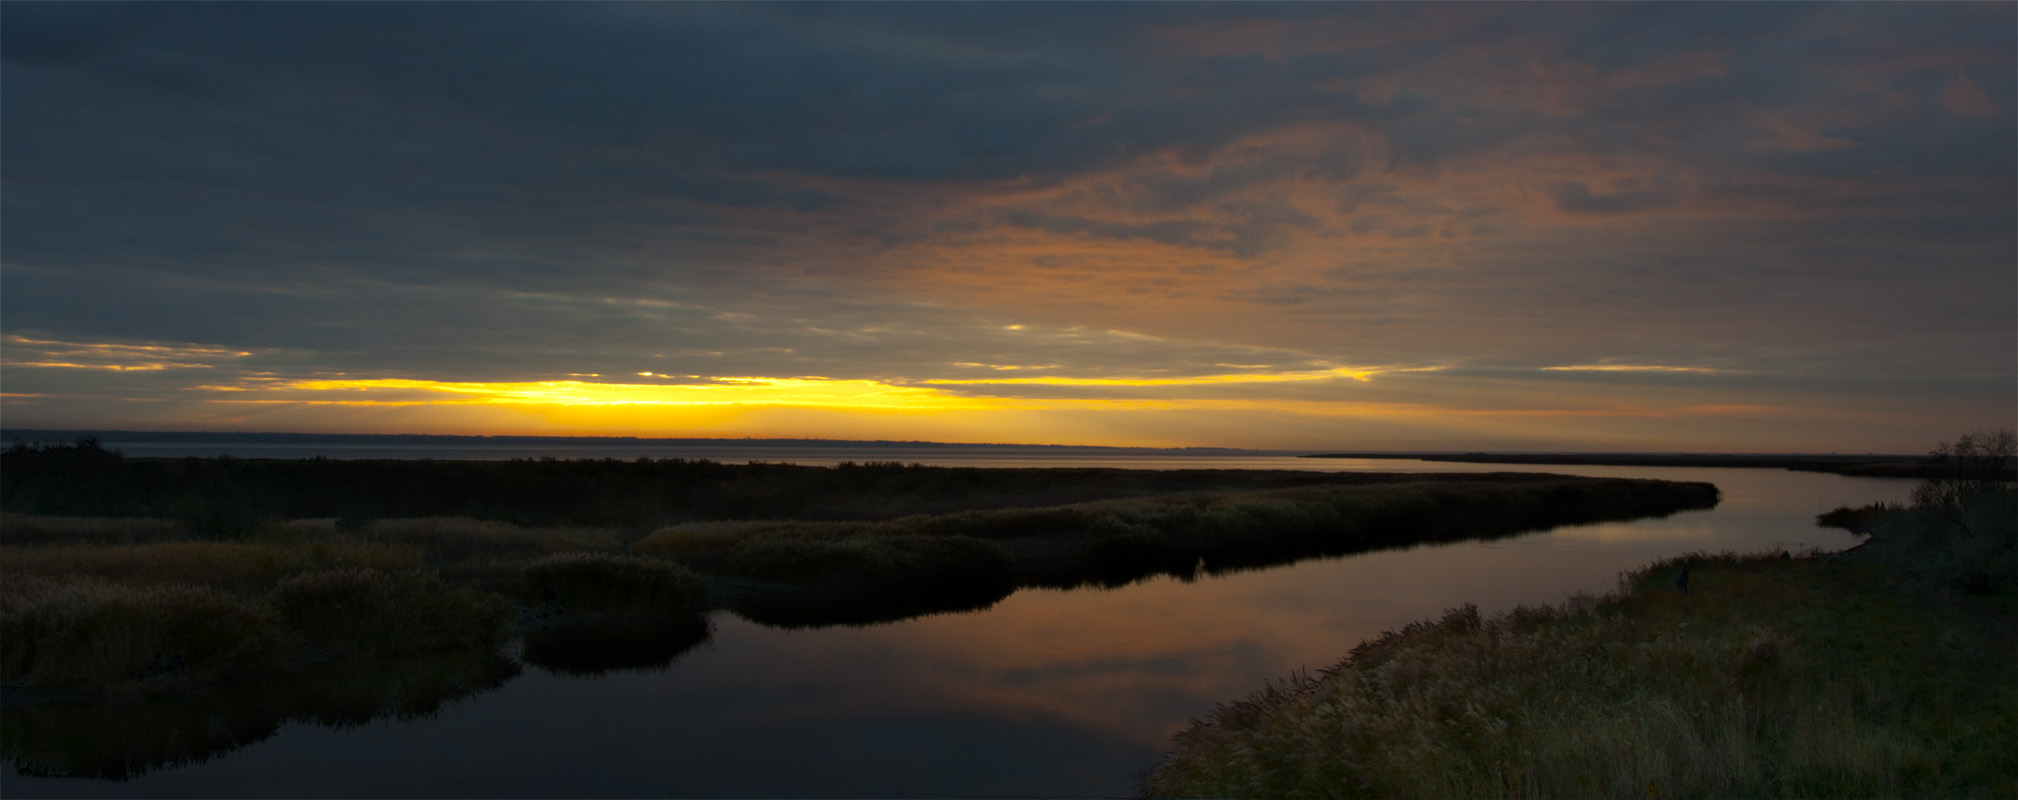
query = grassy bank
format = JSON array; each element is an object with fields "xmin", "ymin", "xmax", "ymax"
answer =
[
  {"xmin": 1139, "ymin": 486, "xmax": 2017, "ymax": 798},
  {"xmin": 636, "ymin": 474, "xmax": 1718, "ymax": 596},
  {"xmin": 0, "ymin": 520, "xmax": 708, "ymax": 695},
  {"xmin": 2, "ymin": 453, "xmax": 1717, "ymax": 694},
  {"xmin": 2, "ymin": 439, "xmax": 1703, "ymax": 531},
  {"xmin": 1305, "ymin": 451, "xmax": 2018, "ymax": 480}
]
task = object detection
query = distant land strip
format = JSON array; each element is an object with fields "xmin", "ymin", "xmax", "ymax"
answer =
[
  {"xmin": 1301, "ymin": 452, "xmax": 2004, "ymax": 480},
  {"xmin": 0, "ymin": 429, "xmax": 1259, "ymax": 454}
]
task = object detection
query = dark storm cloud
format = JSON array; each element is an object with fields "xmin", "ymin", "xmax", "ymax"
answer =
[{"xmin": 6, "ymin": 2, "xmax": 2007, "ymax": 274}]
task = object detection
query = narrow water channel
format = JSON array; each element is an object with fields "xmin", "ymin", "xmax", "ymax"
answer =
[{"xmin": 3, "ymin": 460, "xmax": 1914, "ymax": 798}]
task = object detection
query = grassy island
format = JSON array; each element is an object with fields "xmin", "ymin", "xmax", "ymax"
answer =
[
  {"xmin": 2, "ymin": 440, "xmax": 1717, "ymax": 699},
  {"xmin": 1140, "ymin": 477, "xmax": 2016, "ymax": 798}
]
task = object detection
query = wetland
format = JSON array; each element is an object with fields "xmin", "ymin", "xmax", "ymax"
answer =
[{"xmin": 0, "ymin": 440, "xmax": 1948, "ymax": 797}]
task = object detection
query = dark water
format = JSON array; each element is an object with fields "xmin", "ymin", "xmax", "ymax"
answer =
[{"xmin": 2, "ymin": 455, "xmax": 1912, "ymax": 798}]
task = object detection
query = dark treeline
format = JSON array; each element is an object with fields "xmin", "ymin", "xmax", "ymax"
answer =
[{"xmin": 3, "ymin": 439, "xmax": 1550, "ymax": 534}]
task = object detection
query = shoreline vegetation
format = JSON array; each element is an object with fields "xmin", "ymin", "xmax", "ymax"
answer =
[
  {"xmin": 2, "ymin": 441, "xmax": 1716, "ymax": 705},
  {"xmin": 1148, "ymin": 435, "xmax": 2016, "ymax": 798},
  {"xmin": 1304, "ymin": 451, "xmax": 2017, "ymax": 481}
]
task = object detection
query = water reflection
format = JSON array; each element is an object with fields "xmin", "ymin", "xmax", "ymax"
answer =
[
  {"xmin": 520, "ymin": 614, "xmax": 713, "ymax": 676},
  {"xmin": 2, "ymin": 464, "xmax": 1915, "ymax": 798},
  {"xmin": 3, "ymin": 650, "xmax": 519, "ymax": 781},
  {"xmin": 726, "ymin": 581, "xmax": 1015, "ymax": 630}
]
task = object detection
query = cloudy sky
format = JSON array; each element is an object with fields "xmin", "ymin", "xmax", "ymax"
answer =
[{"xmin": 3, "ymin": 2, "xmax": 2012, "ymax": 451}]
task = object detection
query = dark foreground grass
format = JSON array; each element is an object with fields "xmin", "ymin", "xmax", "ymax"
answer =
[
  {"xmin": 1139, "ymin": 488, "xmax": 2018, "ymax": 798},
  {"xmin": 0, "ymin": 534, "xmax": 708, "ymax": 695}
]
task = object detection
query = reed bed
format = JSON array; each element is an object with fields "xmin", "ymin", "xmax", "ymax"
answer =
[
  {"xmin": 0, "ymin": 467, "xmax": 1717, "ymax": 692},
  {"xmin": 268, "ymin": 568, "xmax": 514, "ymax": 659},
  {"xmin": 634, "ymin": 476, "xmax": 1717, "ymax": 591},
  {"xmin": 0, "ymin": 513, "xmax": 186, "ymax": 547},
  {"xmin": 0, "ymin": 577, "xmax": 292, "ymax": 689},
  {"xmin": 361, "ymin": 517, "xmax": 627, "ymax": 567},
  {"xmin": 518, "ymin": 552, "xmax": 708, "ymax": 615},
  {"xmin": 0, "ymin": 540, "xmax": 424, "ymax": 597},
  {"xmin": 1140, "ymin": 489, "xmax": 2018, "ymax": 799}
]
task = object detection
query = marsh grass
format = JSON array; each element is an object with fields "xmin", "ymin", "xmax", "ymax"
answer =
[
  {"xmin": 0, "ymin": 513, "xmax": 185, "ymax": 547},
  {"xmin": 1140, "ymin": 498, "xmax": 2018, "ymax": 798},
  {"xmin": 0, "ymin": 539, "xmax": 424, "ymax": 597},
  {"xmin": 1861, "ymin": 488, "xmax": 2017, "ymax": 594},
  {"xmin": 362, "ymin": 517, "xmax": 626, "ymax": 567},
  {"xmin": 268, "ymin": 568, "xmax": 514, "ymax": 660},
  {"xmin": 512, "ymin": 553, "xmax": 716, "ymax": 675},
  {"xmin": 634, "ymin": 476, "xmax": 1716, "ymax": 593},
  {"xmin": 518, "ymin": 552, "xmax": 709, "ymax": 615},
  {"xmin": 0, "ymin": 469, "xmax": 1717, "ymax": 690},
  {"xmin": 0, "ymin": 577, "xmax": 291, "ymax": 690}
]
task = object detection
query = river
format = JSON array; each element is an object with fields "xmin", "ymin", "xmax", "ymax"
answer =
[{"xmin": 3, "ymin": 454, "xmax": 1914, "ymax": 798}]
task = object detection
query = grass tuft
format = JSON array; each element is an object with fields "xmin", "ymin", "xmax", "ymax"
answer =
[
  {"xmin": 267, "ymin": 568, "xmax": 513, "ymax": 659},
  {"xmin": 519, "ymin": 552, "xmax": 709, "ymax": 615},
  {"xmin": 1, "ymin": 577, "xmax": 291, "ymax": 689}
]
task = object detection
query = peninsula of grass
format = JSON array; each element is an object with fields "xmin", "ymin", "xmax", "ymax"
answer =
[
  {"xmin": 1, "ymin": 440, "xmax": 1718, "ymax": 695},
  {"xmin": 1139, "ymin": 485, "xmax": 2017, "ymax": 798}
]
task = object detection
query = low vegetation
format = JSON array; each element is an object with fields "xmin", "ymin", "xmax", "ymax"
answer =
[
  {"xmin": 1, "ymin": 577, "xmax": 291, "ymax": 690},
  {"xmin": 1142, "ymin": 432, "xmax": 2017, "ymax": 798},
  {"xmin": 267, "ymin": 569, "xmax": 515, "ymax": 660},
  {"xmin": 519, "ymin": 552, "xmax": 709, "ymax": 615},
  {"xmin": 0, "ymin": 443, "xmax": 1716, "ymax": 701},
  {"xmin": 637, "ymin": 476, "xmax": 1719, "ymax": 595}
]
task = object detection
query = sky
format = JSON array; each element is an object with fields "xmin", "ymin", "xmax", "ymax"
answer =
[{"xmin": 2, "ymin": 2, "xmax": 2013, "ymax": 452}]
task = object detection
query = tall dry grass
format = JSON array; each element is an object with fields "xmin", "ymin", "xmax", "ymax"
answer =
[
  {"xmin": 518, "ymin": 552, "xmax": 709, "ymax": 615},
  {"xmin": 0, "ymin": 513, "xmax": 186, "ymax": 547},
  {"xmin": 0, "ymin": 540, "xmax": 424, "ymax": 596},
  {"xmin": 267, "ymin": 568, "xmax": 514, "ymax": 659},
  {"xmin": 1140, "ymin": 538, "xmax": 2017, "ymax": 798},
  {"xmin": 633, "ymin": 476, "xmax": 1716, "ymax": 592},
  {"xmin": 359, "ymin": 517, "xmax": 626, "ymax": 566},
  {"xmin": 0, "ymin": 577, "xmax": 292, "ymax": 689}
]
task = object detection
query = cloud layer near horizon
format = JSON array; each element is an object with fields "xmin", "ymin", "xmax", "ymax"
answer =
[{"xmin": 3, "ymin": 3, "xmax": 2012, "ymax": 451}]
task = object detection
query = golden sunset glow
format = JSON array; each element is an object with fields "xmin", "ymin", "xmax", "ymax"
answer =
[{"xmin": 263, "ymin": 377, "xmax": 993, "ymax": 410}]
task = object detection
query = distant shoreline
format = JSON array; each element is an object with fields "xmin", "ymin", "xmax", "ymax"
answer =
[
  {"xmin": 0, "ymin": 429, "xmax": 1264, "ymax": 454},
  {"xmin": 1302, "ymin": 451, "xmax": 1970, "ymax": 479}
]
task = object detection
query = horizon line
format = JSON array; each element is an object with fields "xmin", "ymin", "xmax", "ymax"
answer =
[{"xmin": 0, "ymin": 428, "xmax": 1923, "ymax": 459}]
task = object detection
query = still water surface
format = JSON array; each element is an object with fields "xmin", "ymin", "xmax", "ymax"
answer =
[{"xmin": 4, "ymin": 453, "xmax": 1913, "ymax": 798}]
